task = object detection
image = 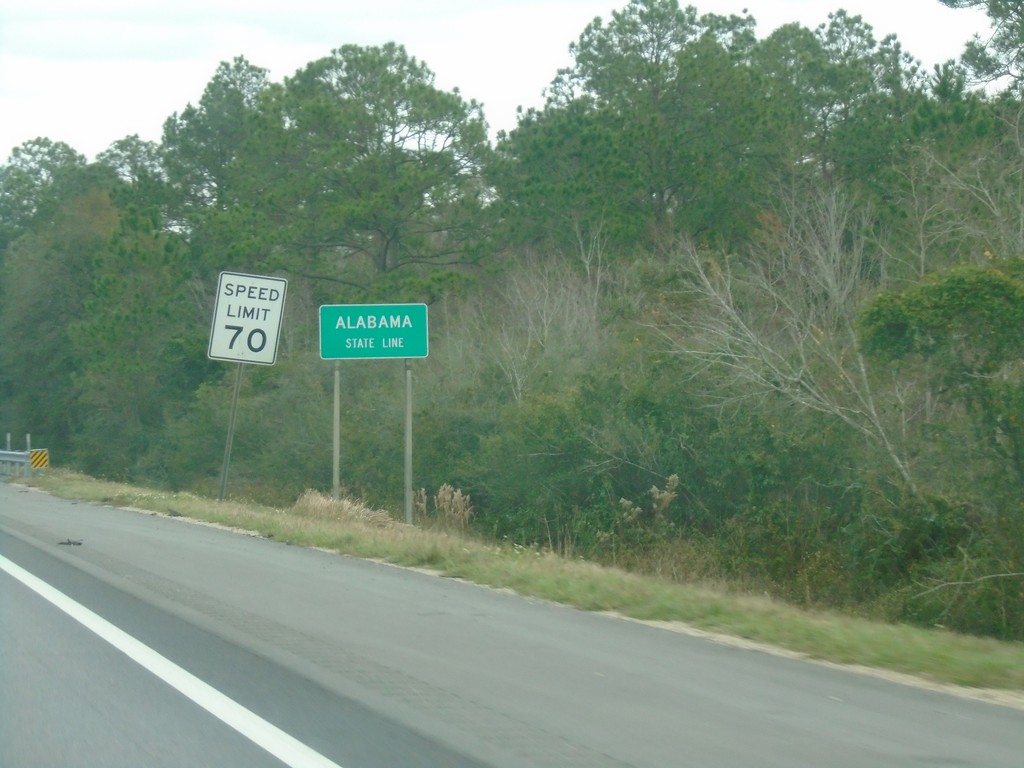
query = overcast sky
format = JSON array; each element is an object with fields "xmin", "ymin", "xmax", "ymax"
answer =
[{"xmin": 0, "ymin": 0, "xmax": 994, "ymax": 162}]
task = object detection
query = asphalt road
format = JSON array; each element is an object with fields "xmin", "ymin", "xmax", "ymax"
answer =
[{"xmin": 1, "ymin": 481, "xmax": 1022, "ymax": 767}]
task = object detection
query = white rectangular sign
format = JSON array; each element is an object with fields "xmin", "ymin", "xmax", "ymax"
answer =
[{"xmin": 208, "ymin": 271, "xmax": 288, "ymax": 365}]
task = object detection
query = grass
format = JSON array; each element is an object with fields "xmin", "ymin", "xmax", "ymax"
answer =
[{"xmin": 16, "ymin": 469, "xmax": 1024, "ymax": 697}]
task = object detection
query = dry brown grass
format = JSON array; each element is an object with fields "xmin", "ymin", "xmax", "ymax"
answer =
[{"xmin": 292, "ymin": 489, "xmax": 404, "ymax": 530}]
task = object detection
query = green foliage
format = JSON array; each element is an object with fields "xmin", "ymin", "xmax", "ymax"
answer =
[
  {"xmin": 879, "ymin": 496, "xmax": 1024, "ymax": 640},
  {"xmin": 67, "ymin": 209, "xmax": 216, "ymax": 478},
  {"xmin": 465, "ymin": 387, "xmax": 594, "ymax": 549},
  {"xmin": 861, "ymin": 263, "xmax": 1024, "ymax": 488},
  {"xmin": 246, "ymin": 43, "xmax": 492, "ymax": 284},
  {"xmin": 490, "ymin": 101, "xmax": 645, "ymax": 254},
  {"xmin": 0, "ymin": 174, "xmax": 118, "ymax": 449},
  {"xmin": 0, "ymin": 138, "xmax": 89, "ymax": 251},
  {"xmin": 940, "ymin": 1, "xmax": 1024, "ymax": 85},
  {"xmin": 861, "ymin": 264, "xmax": 1024, "ymax": 364},
  {"xmin": 510, "ymin": 0, "xmax": 785, "ymax": 252},
  {"xmin": 845, "ymin": 492, "xmax": 971, "ymax": 585},
  {"xmin": 162, "ymin": 56, "xmax": 271, "ymax": 216}
]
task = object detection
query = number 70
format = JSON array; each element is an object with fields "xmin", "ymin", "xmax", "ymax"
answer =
[{"xmin": 224, "ymin": 324, "xmax": 268, "ymax": 353}]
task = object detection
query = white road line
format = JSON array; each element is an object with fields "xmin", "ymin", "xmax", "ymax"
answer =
[{"xmin": 0, "ymin": 554, "xmax": 343, "ymax": 768}]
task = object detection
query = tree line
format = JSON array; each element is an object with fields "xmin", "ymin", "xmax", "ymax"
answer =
[{"xmin": 2, "ymin": 0, "xmax": 1022, "ymax": 640}]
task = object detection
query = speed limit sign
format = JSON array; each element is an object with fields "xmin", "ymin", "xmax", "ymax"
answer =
[{"xmin": 208, "ymin": 271, "xmax": 288, "ymax": 365}]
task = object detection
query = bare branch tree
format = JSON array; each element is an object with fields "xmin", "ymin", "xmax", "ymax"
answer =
[
  {"xmin": 875, "ymin": 148, "xmax": 973, "ymax": 279},
  {"xmin": 449, "ymin": 251, "xmax": 604, "ymax": 401},
  {"xmin": 657, "ymin": 186, "xmax": 922, "ymax": 496},
  {"xmin": 910, "ymin": 103, "xmax": 1024, "ymax": 260}
]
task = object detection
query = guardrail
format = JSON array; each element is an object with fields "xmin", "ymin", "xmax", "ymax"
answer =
[{"xmin": 0, "ymin": 436, "xmax": 49, "ymax": 478}]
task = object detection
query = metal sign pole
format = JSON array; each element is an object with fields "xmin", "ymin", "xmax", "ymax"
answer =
[
  {"xmin": 404, "ymin": 358, "xmax": 413, "ymax": 524},
  {"xmin": 333, "ymin": 361, "xmax": 341, "ymax": 501},
  {"xmin": 218, "ymin": 363, "xmax": 244, "ymax": 501}
]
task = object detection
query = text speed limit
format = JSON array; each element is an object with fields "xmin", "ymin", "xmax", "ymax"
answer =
[{"xmin": 207, "ymin": 272, "xmax": 288, "ymax": 365}]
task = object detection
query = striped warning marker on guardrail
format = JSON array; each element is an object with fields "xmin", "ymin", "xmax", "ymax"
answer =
[{"xmin": 30, "ymin": 449, "xmax": 49, "ymax": 469}]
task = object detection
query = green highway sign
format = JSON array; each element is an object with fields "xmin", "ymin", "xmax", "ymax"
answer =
[{"xmin": 319, "ymin": 303, "xmax": 429, "ymax": 360}]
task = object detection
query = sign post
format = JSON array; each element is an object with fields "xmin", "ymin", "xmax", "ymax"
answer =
[
  {"xmin": 319, "ymin": 304, "xmax": 428, "ymax": 523},
  {"xmin": 208, "ymin": 272, "xmax": 288, "ymax": 500}
]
